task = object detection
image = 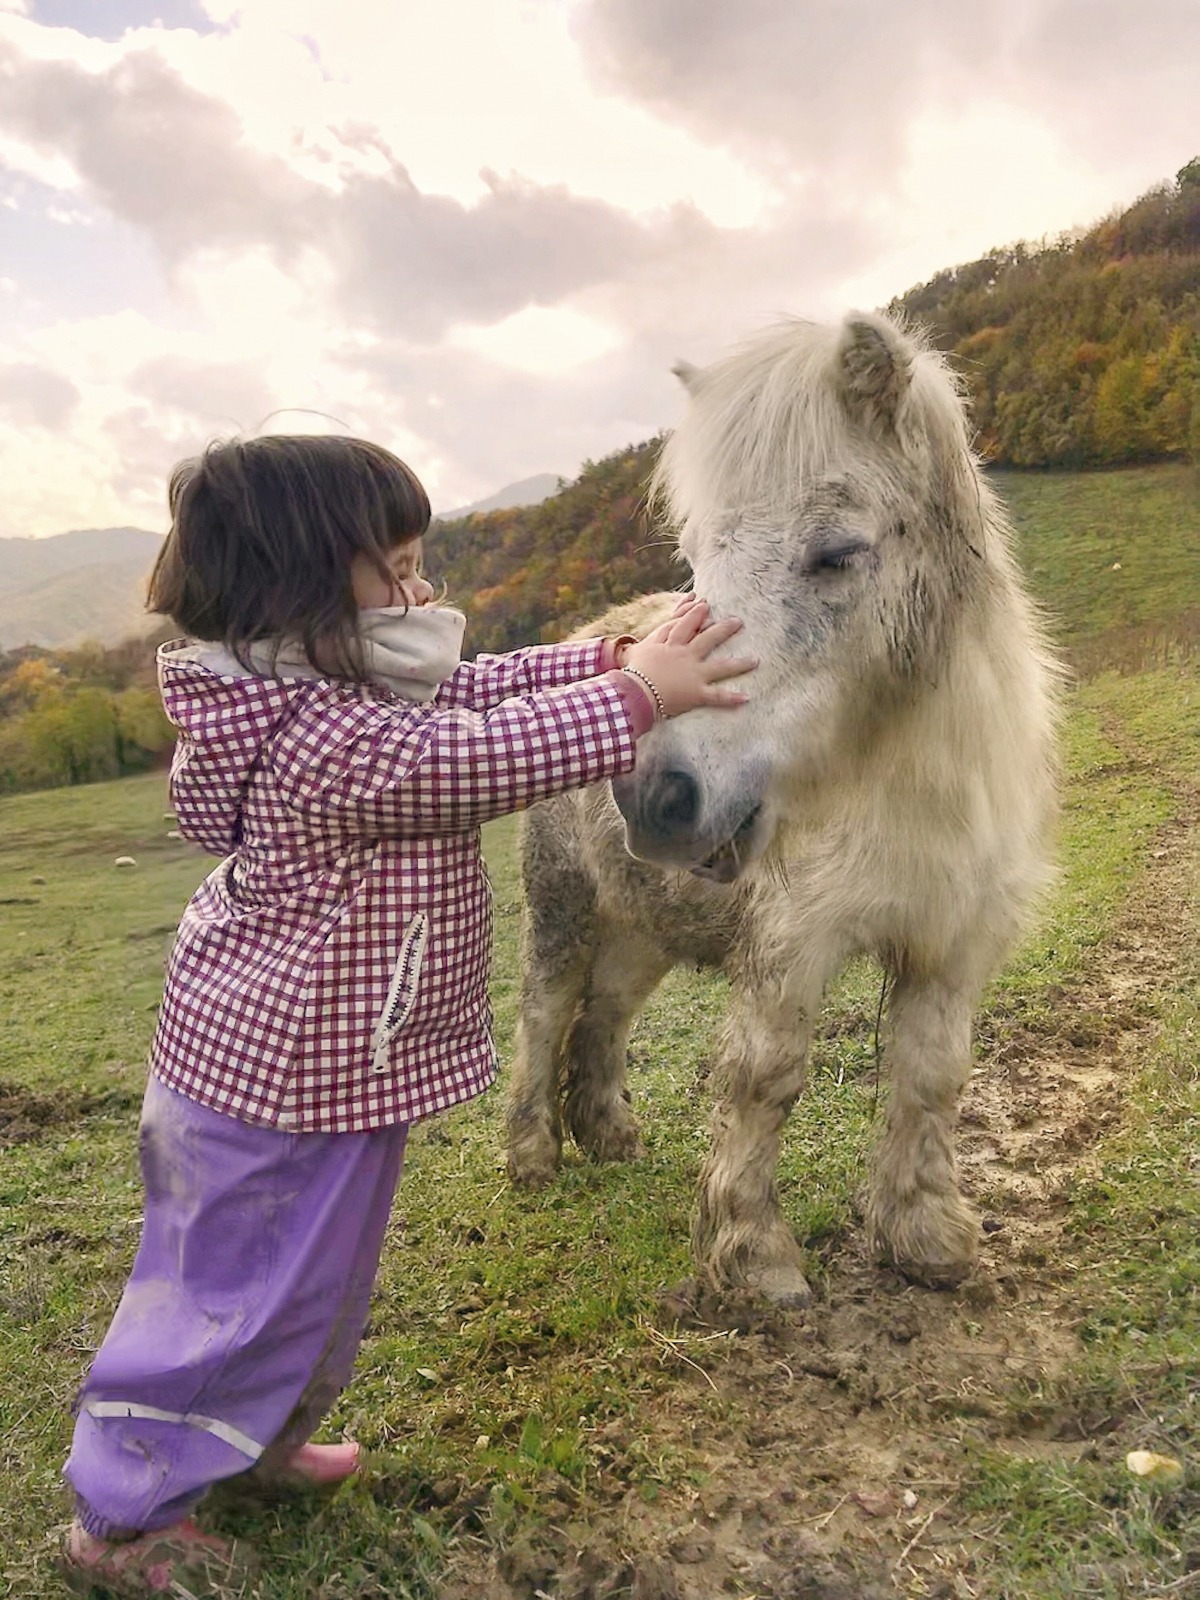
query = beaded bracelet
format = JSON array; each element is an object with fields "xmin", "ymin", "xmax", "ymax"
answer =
[{"xmin": 621, "ymin": 665, "xmax": 668, "ymax": 721}]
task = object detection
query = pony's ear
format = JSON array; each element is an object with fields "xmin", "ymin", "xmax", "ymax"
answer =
[
  {"xmin": 671, "ymin": 359, "xmax": 703, "ymax": 394},
  {"xmin": 836, "ymin": 314, "xmax": 913, "ymax": 435}
]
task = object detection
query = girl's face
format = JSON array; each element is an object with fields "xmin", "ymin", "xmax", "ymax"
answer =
[{"xmin": 351, "ymin": 540, "xmax": 434, "ymax": 610}]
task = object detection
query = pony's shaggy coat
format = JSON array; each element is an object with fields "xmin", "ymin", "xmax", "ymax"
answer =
[{"xmin": 506, "ymin": 312, "xmax": 1060, "ymax": 1304}]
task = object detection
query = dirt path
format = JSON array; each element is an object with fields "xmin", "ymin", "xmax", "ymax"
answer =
[{"xmin": 443, "ymin": 753, "xmax": 1198, "ymax": 1599}]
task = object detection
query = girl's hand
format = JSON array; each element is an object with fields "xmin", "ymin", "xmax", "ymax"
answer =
[
  {"xmin": 623, "ymin": 599, "xmax": 755, "ymax": 719},
  {"xmin": 610, "ymin": 596, "xmax": 698, "ymax": 668}
]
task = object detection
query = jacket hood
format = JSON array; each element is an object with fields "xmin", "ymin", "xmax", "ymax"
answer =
[{"xmin": 158, "ymin": 641, "xmax": 304, "ymax": 856}]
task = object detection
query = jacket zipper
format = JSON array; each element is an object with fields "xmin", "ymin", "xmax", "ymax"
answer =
[{"xmin": 371, "ymin": 913, "xmax": 429, "ymax": 1072}]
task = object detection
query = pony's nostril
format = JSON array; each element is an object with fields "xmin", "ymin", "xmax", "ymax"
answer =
[{"xmin": 657, "ymin": 770, "xmax": 699, "ymax": 830}]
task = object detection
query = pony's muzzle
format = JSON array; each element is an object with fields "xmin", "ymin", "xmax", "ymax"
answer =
[
  {"xmin": 652, "ymin": 769, "xmax": 700, "ymax": 833},
  {"xmin": 612, "ymin": 767, "xmax": 700, "ymax": 862},
  {"xmin": 612, "ymin": 763, "xmax": 765, "ymax": 879}
]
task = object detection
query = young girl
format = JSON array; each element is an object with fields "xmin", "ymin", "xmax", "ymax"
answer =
[{"xmin": 61, "ymin": 433, "xmax": 753, "ymax": 1596}]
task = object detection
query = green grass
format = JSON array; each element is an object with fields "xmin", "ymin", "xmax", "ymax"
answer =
[
  {"xmin": 954, "ymin": 661, "xmax": 1200, "ymax": 1598},
  {"xmin": 998, "ymin": 462, "xmax": 1200, "ymax": 659},
  {"xmin": 2, "ymin": 463, "xmax": 1199, "ymax": 1596}
]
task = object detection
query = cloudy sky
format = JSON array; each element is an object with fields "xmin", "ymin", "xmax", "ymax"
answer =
[{"xmin": 0, "ymin": 0, "xmax": 1194, "ymax": 536}]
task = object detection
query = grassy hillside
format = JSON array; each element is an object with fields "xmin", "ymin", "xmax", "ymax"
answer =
[{"xmin": 997, "ymin": 463, "xmax": 1200, "ymax": 668}]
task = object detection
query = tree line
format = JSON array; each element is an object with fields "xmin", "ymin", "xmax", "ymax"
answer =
[
  {"xmin": 0, "ymin": 635, "xmax": 175, "ymax": 795},
  {"xmin": 424, "ymin": 438, "xmax": 682, "ymax": 656}
]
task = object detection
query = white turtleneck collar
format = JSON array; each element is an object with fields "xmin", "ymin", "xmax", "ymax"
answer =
[{"xmin": 187, "ymin": 604, "xmax": 467, "ymax": 703}]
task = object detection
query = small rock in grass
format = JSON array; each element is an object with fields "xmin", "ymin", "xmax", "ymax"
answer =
[
  {"xmin": 166, "ymin": 830, "xmax": 182, "ymax": 840},
  {"xmin": 1126, "ymin": 1450, "xmax": 1183, "ymax": 1485},
  {"xmin": 30, "ymin": 875, "xmax": 46, "ymax": 885},
  {"xmin": 114, "ymin": 856, "xmax": 138, "ymax": 868}
]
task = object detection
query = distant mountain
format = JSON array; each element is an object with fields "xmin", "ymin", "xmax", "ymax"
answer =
[
  {"xmin": 0, "ymin": 527, "xmax": 163, "ymax": 651},
  {"xmin": 436, "ymin": 473, "xmax": 563, "ymax": 521}
]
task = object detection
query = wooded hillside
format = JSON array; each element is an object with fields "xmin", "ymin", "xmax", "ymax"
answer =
[
  {"xmin": 425, "ymin": 437, "xmax": 682, "ymax": 655},
  {"xmin": 893, "ymin": 159, "xmax": 1200, "ymax": 468}
]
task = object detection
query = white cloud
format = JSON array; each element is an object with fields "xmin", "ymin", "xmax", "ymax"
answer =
[
  {"xmin": 447, "ymin": 304, "xmax": 624, "ymax": 375},
  {"xmin": 170, "ymin": 0, "xmax": 774, "ymax": 223}
]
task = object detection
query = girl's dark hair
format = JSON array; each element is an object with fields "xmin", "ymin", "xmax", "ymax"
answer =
[{"xmin": 146, "ymin": 434, "xmax": 431, "ymax": 680}]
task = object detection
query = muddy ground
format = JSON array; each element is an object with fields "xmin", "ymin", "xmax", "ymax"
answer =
[{"xmin": 439, "ymin": 780, "xmax": 1198, "ymax": 1598}]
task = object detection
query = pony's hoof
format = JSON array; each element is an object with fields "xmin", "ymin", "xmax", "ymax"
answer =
[
  {"xmin": 507, "ymin": 1159, "xmax": 558, "ymax": 1190},
  {"xmin": 748, "ymin": 1262, "xmax": 814, "ymax": 1309},
  {"xmin": 887, "ymin": 1255, "xmax": 975, "ymax": 1291},
  {"xmin": 572, "ymin": 1107, "xmax": 645, "ymax": 1164},
  {"xmin": 582, "ymin": 1129, "xmax": 645, "ymax": 1164},
  {"xmin": 867, "ymin": 1188, "xmax": 978, "ymax": 1290}
]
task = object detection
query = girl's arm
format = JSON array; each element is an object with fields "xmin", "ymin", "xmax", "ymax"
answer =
[
  {"xmin": 270, "ymin": 674, "xmax": 641, "ymax": 836},
  {"xmin": 434, "ymin": 637, "xmax": 630, "ymax": 712}
]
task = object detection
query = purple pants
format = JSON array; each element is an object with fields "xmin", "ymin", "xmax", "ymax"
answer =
[{"xmin": 65, "ymin": 1074, "xmax": 408, "ymax": 1537}]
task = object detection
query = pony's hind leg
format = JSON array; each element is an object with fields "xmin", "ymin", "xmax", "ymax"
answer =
[
  {"xmin": 507, "ymin": 957, "xmax": 589, "ymax": 1188},
  {"xmin": 506, "ymin": 803, "xmax": 595, "ymax": 1189},
  {"xmin": 564, "ymin": 934, "xmax": 671, "ymax": 1165},
  {"xmin": 865, "ymin": 972, "xmax": 979, "ymax": 1286}
]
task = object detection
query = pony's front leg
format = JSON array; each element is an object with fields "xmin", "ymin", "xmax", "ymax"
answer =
[
  {"xmin": 693, "ymin": 983, "xmax": 817, "ymax": 1308},
  {"xmin": 866, "ymin": 973, "xmax": 979, "ymax": 1286}
]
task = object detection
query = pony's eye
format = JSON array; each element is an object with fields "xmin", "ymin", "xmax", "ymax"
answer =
[{"xmin": 812, "ymin": 541, "xmax": 870, "ymax": 572}]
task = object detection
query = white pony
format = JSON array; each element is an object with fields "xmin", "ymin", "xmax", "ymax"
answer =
[{"xmin": 506, "ymin": 311, "xmax": 1060, "ymax": 1305}]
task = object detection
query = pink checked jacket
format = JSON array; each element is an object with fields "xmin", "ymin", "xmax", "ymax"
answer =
[{"xmin": 149, "ymin": 637, "xmax": 644, "ymax": 1134}]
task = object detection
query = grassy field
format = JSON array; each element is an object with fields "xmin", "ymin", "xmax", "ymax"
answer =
[
  {"xmin": 996, "ymin": 462, "xmax": 1200, "ymax": 671},
  {"xmin": 1, "ymin": 462, "xmax": 1199, "ymax": 1598}
]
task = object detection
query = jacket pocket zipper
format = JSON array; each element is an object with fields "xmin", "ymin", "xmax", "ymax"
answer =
[{"xmin": 372, "ymin": 913, "xmax": 429, "ymax": 1072}]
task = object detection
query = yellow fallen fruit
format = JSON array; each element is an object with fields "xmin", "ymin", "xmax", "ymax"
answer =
[{"xmin": 1125, "ymin": 1450, "xmax": 1184, "ymax": 1484}]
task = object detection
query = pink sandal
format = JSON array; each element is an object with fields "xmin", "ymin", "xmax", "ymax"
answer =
[{"xmin": 60, "ymin": 1516, "xmax": 256, "ymax": 1598}]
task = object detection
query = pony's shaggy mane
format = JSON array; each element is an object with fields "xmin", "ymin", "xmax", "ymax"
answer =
[{"xmin": 653, "ymin": 314, "xmax": 978, "ymax": 530}]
